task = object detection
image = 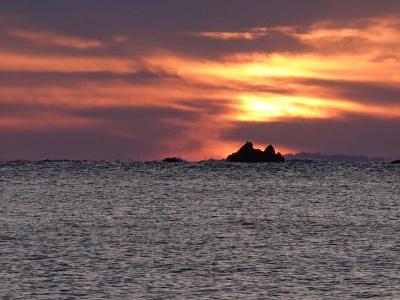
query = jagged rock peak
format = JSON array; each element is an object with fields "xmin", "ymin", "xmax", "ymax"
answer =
[
  {"xmin": 240, "ymin": 141, "xmax": 254, "ymax": 151},
  {"xmin": 264, "ymin": 144, "xmax": 276, "ymax": 156}
]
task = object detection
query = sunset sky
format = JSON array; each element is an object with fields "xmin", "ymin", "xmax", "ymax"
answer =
[{"xmin": 1, "ymin": 1, "xmax": 400, "ymax": 160}]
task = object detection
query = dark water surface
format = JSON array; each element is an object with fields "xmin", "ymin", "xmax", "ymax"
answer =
[{"xmin": 1, "ymin": 161, "xmax": 399, "ymax": 299}]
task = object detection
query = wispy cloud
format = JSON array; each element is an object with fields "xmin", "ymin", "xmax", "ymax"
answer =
[
  {"xmin": 191, "ymin": 27, "xmax": 268, "ymax": 40},
  {"xmin": 0, "ymin": 50, "xmax": 139, "ymax": 72},
  {"xmin": 7, "ymin": 28, "xmax": 104, "ymax": 50}
]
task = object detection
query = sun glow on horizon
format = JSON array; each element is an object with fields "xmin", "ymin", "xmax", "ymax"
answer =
[
  {"xmin": 235, "ymin": 95, "xmax": 330, "ymax": 121},
  {"xmin": 232, "ymin": 93, "xmax": 398, "ymax": 122}
]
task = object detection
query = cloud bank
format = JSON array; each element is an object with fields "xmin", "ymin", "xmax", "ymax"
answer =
[{"xmin": 0, "ymin": 1, "xmax": 400, "ymax": 159}]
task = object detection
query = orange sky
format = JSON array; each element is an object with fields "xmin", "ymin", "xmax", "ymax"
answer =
[{"xmin": 1, "ymin": 2, "xmax": 400, "ymax": 160}]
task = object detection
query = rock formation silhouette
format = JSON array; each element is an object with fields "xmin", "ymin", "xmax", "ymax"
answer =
[
  {"xmin": 391, "ymin": 159, "xmax": 400, "ymax": 164},
  {"xmin": 226, "ymin": 142, "xmax": 285, "ymax": 162}
]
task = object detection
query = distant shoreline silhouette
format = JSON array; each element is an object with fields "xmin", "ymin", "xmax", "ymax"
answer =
[{"xmin": 286, "ymin": 152, "xmax": 386, "ymax": 163}]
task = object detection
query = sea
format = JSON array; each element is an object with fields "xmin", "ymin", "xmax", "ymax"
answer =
[{"xmin": 1, "ymin": 160, "xmax": 399, "ymax": 299}]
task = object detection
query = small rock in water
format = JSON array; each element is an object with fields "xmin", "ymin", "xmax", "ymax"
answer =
[{"xmin": 163, "ymin": 157, "xmax": 186, "ymax": 163}]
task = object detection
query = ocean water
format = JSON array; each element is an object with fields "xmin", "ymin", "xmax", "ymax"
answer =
[{"xmin": 0, "ymin": 160, "xmax": 399, "ymax": 299}]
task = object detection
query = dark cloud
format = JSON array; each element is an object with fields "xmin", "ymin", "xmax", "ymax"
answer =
[
  {"xmin": 0, "ymin": 102, "xmax": 55, "ymax": 117},
  {"xmin": 222, "ymin": 116, "xmax": 400, "ymax": 157},
  {"xmin": 3, "ymin": 1, "xmax": 400, "ymax": 34},
  {"xmin": 2, "ymin": 1, "xmax": 400, "ymax": 57},
  {"xmin": 0, "ymin": 101, "xmax": 231, "ymax": 160},
  {"xmin": 0, "ymin": 120, "xmax": 194, "ymax": 161},
  {"xmin": 0, "ymin": 99, "xmax": 233, "ymax": 121},
  {"xmin": 0, "ymin": 128, "xmax": 166, "ymax": 160},
  {"xmin": 0, "ymin": 70, "xmax": 180, "ymax": 87},
  {"xmin": 177, "ymin": 99, "xmax": 236, "ymax": 115},
  {"xmin": 161, "ymin": 31, "xmax": 310, "ymax": 59},
  {"xmin": 72, "ymin": 106, "xmax": 199, "ymax": 123},
  {"xmin": 294, "ymin": 78, "xmax": 400, "ymax": 106}
]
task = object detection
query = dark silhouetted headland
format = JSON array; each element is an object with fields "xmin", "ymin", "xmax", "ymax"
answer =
[
  {"xmin": 391, "ymin": 159, "xmax": 400, "ymax": 164},
  {"xmin": 227, "ymin": 142, "xmax": 285, "ymax": 162}
]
